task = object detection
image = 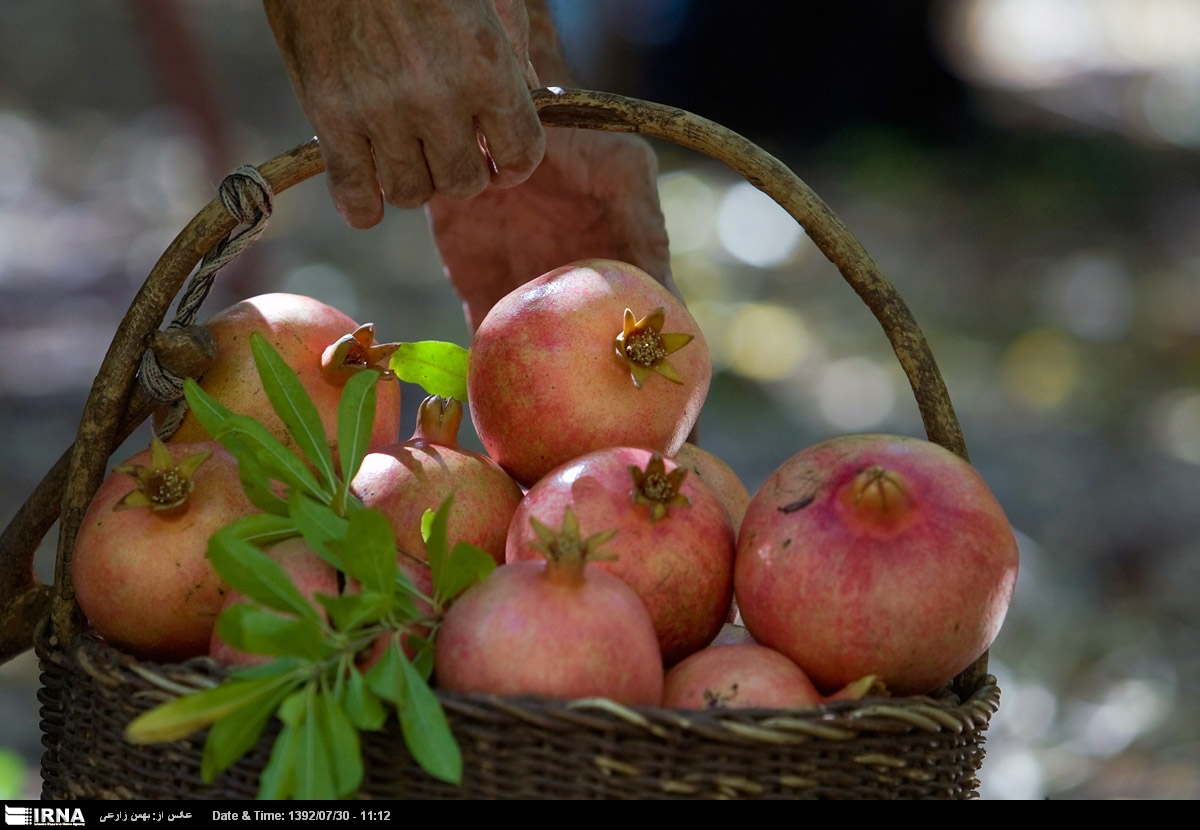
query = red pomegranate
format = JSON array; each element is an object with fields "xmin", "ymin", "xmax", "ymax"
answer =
[
  {"xmin": 467, "ymin": 259, "xmax": 711, "ymax": 487},
  {"xmin": 351, "ymin": 395, "xmax": 522, "ymax": 566},
  {"xmin": 506, "ymin": 447, "xmax": 735, "ymax": 666},
  {"xmin": 435, "ymin": 508, "xmax": 663, "ymax": 705},
  {"xmin": 735, "ymin": 433, "xmax": 1020, "ymax": 696},
  {"xmin": 662, "ymin": 643, "xmax": 824, "ymax": 710},
  {"xmin": 161, "ymin": 293, "xmax": 402, "ymax": 461},
  {"xmin": 71, "ymin": 438, "xmax": 258, "ymax": 661}
]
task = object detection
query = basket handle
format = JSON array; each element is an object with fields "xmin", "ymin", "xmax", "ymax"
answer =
[{"xmin": 5, "ymin": 88, "xmax": 981, "ymax": 692}]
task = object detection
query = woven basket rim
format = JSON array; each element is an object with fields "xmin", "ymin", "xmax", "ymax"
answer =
[{"xmin": 38, "ymin": 624, "xmax": 1001, "ymax": 742}]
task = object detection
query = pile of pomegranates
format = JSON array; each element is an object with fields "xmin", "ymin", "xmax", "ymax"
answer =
[{"xmin": 76, "ymin": 257, "xmax": 1019, "ymax": 717}]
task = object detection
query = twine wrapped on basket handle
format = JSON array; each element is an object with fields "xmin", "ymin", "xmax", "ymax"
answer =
[{"xmin": 4, "ymin": 88, "xmax": 981, "ymax": 694}]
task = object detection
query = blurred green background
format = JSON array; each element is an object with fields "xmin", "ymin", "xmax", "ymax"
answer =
[{"xmin": 2, "ymin": 0, "xmax": 1199, "ymax": 799}]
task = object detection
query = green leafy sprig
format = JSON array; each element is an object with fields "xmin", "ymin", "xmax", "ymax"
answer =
[{"xmin": 125, "ymin": 332, "xmax": 493, "ymax": 799}]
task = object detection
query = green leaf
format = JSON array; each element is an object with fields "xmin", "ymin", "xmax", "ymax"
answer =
[
  {"xmin": 364, "ymin": 638, "xmax": 461, "ymax": 784},
  {"xmin": 125, "ymin": 674, "xmax": 295, "ymax": 744},
  {"xmin": 424, "ymin": 496, "xmax": 453, "ymax": 596},
  {"xmin": 328, "ymin": 508, "xmax": 397, "ymax": 597},
  {"xmin": 420, "ymin": 509, "xmax": 435, "ymax": 544},
  {"xmin": 215, "ymin": 604, "xmax": 328, "ymax": 660},
  {"xmin": 396, "ymin": 646, "xmax": 462, "ymax": 784},
  {"xmin": 222, "ymin": 513, "xmax": 297, "ymax": 547},
  {"xmin": 200, "ymin": 677, "xmax": 296, "ymax": 782},
  {"xmin": 336, "ymin": 369, "xmax": 378, "ymax": 506},
  {"xmin": 236, "ymin": 451, "xmax": 290, "ymax": 515},
  {"xmin": 316, "ymin": 590, "xmax": 394, "ymax": 634},
  {"xmin": 364, "ymin": 635, "xmax": 407, "ymax": 707},
  {"xmin": 250, "ymin": 331, "xmax": 338, "ymax": 492},
  {"xmin": 389, "ymin": 341, "xmax": 469, "ymax": 401},
  {"xmin": 207, "ymin": 529, "xmax": 319, "ymax": 620},
  {"xmin": 316, "ymin": 690, "xmax": 363, "ymax": 798},
  {"xmin": 294, "ymin": 691, "xmax": 337, "ymax": 800},
  {"xmin": 258, "ymin": 720, "xmax": 298, "ymax": 800},
  {"xmin": 342, "ymin": 666, "xmax": 387, "ymax": 731},
  {"xmin": 217, "ymin": 413, "xmax": 330, "ymax": 504},
  {"xmin": 182, "ymin": 377, "xmax": 237, "ymax": 438},
  {"xmin": 289, "ymin": 492, "xmax": 350, "ymax": 572},
  {"xmin": 437, "ymin": 541, "xmax": 497, "ymax": 608}
]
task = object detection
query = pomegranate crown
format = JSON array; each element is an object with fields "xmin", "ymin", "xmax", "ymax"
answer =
[
  {"xmin": 114, "ymin": 435, "xmax": 212, "ymax": 512},
  {"xmin": 629, "ymin": 452, "xmax": 691, "ymax": 522},
  {"xmin": 322, "ymin": 323, "xmax": 401, "ymax": 382},
  {"xmin": 529, "ymin": 507, "xmax": 618, "ymax": 567},
  {"xmin": 613, "ymin": 307, "xmax": 694, "ymax": 389}
]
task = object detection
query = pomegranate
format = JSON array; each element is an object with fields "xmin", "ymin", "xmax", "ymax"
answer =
[
  {"xmin": 351, "ymin": 395, "xmax": 522, "ymax": 566},
  {"xmin": 71, "ymin": 437, "xmax": 258, "ymax": 661},
  {"xmin": 735, "ymin": 433, "xmax": 1020, "ymax": 696},
  {"xmin": 160, "ymin": 293, "xmax": 402, "ymax": 461},
  {"xmin": 209, "ymin": 537, "xmax": 339, "ymax": 667},
  {"xmin": 671, "ymin": 441, "xmax": 751, "ymax": 533},
  {"xmin": 467, "ymin": 259, "xmax": 711, "ymax": 487},
  {"xmin": 435, "ymin": 508, "xmax": 663, "ymax": 705},
  {"xmin": 506, "ymin": 447, "xmax": 735, "ymax": 666},
  {"xmin": 662, "ymin": 643, "xmax": 824, "ymax": 710}
]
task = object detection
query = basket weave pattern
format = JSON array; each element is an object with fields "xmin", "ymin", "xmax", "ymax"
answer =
[{"xmin": 38, "ymin": 629, "xmax": 999, "ymax": 800}]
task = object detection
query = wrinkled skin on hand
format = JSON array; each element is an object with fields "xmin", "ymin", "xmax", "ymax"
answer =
[
  {"xmin": 264, "ymin": 0, "xmax": 545, "ymax": 228},
  {"xmin": 428, "ymin": 127, "xmax": 675, "ymax": 332}
]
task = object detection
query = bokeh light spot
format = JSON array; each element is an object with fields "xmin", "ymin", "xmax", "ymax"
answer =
[
  {"xmin": 816, "ymin": 357, "xmax": 896, "ymax": 430},
  {"xmin": 716, "ymin": 181, "xmax": 806, "ymax": 268},
  {"xmin": 725, "ymin": 302, "xmax": 812, "ymax": 381},
  {"xmin": 1150, "ymin": 387, "xmax": 1200, "ymax": 464},
  {"xmin": 1002, "ymin": 328, "xmax": 1080, "ymax": 410},
  {"xmin": 1043, "ymin": 254, "xmax": 1135, "ymax": 341},
  {"xmin": 659, "ymin": 171, "xmax": 717, "ymax": 254}
]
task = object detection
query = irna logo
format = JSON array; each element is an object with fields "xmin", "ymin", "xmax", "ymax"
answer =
[{"xmin": 4, "ymin": 807, "xmax": 86, "ymax": 826}]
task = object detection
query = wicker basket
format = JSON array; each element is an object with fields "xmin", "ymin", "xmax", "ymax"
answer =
[{"xmin": 8, "ymin": 88, "xmax": 1000, "ymax": 800}]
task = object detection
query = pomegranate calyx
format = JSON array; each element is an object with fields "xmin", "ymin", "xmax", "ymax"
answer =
[
  {"xmin": 840, "ymin": 465, "xmax": 914, "ymax": 527},
  {"xmin": 114, "ymin": 436, "xmax": 212, "ymax": 512},
  {"xmin": 629, "ymin": 453, "xmax": 691, "ymax": 522},
  {"xmin": 321, "ymin": 323, "xmax": 400, "ymax": 382},
  {"xmin": 613, "ymin": 307, "xmax": 695, "ymax": 389},
  {"xmin": 529, "ymin": 508, "xmax": 617, "ymax": 584},
  {"xmin": 411, "ymin": 395, "xmax": 464, "ymax": 447}
]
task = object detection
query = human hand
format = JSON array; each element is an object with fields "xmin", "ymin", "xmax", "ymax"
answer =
[
  {"xmin": 427, "ymin": 126, "xmax": 674, "ymax": 331},
  {"xmin": 263, "ymin": 0, "xmax": 545, "ymax": 229}
]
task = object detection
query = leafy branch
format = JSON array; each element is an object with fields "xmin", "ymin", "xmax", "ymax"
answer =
[{"xmin": 125, "ymin": 332, "xmax": 492, "ymax": 799}]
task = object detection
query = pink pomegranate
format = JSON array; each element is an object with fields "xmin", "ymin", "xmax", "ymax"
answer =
[
  {"xmin": 209, "ymin": 537, "xmax": 339, "ymax": 667},
  {"xmin": 71, "ymin": 438, "xmax": 258, "ymax": 662},
  {"xmin": 350, "ymin": 395, "xmax": 523, "ymax": 566},
  {"xmin": 467, "ymin": 259, "xmax": 711, "ymax": 487},
  {"xmin": 435, "ymin": 508, "xmax": 663, "ymax": 705},
  {"xmin": 735, "ymin": 433, "xmax": 1020, "ymax": 696},
  {"xmin": 506, "ymin": 447, "xmax": 735, "ymax": 666},
  {"xmin": 662, "ymin": 643, "xmax": 824, "ymax": 710},
  {"xmin": 671, "ymin": 441, "xmax": 751, "ymax": 533},
  {"xmin": 161, "ymin": 293, "xmax": 402, "ymax": 460}
]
